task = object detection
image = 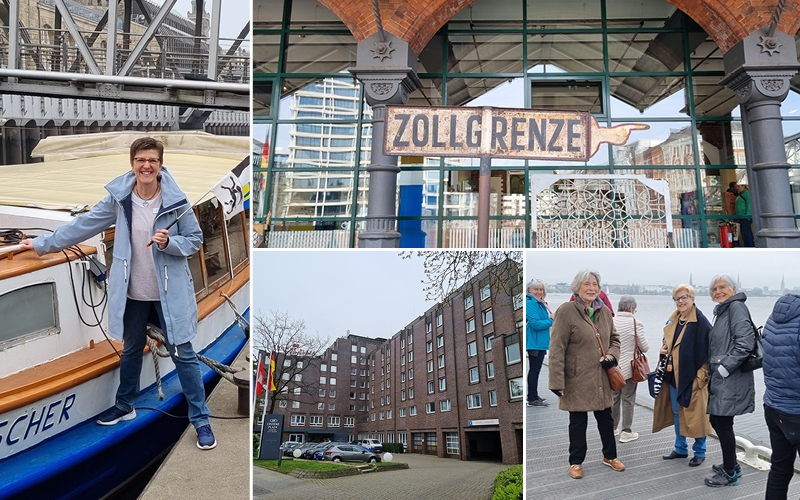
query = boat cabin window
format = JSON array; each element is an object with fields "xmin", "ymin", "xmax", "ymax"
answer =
[
  {"xmin": 226, "ymin": 209, "xmax": 249, "ymax": 271},
  {"xmin": 197, "ymin": 199, "xmax": 231, "ymax": 288},
  {"xmin": 0, "ymin": 282, "xmax": 58, "ymax": 344}
]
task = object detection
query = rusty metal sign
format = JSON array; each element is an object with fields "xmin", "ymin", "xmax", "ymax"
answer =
[{"xmin": 384, "ymin": 106, "xmax": 648, "ymax": 162}]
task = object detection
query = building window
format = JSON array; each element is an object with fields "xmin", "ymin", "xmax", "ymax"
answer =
[
  {"xmin": 401, "ymin": 338, "xmax": 405, "ymax": 348},
  {"xmin": 386, "ymin": 395, "xmax": 390, "ymax": 404},
  {"xmin": 310, "ymin": 415, "xmax": 323, "ymax": 426},
  {"xmin": 351, "ymin": 355, "xmax": 357, "ymax": 364},
  {"xmin": 283, "ymin": 359, "xmax": 291, "ymax": 367},
  {"xmin": 345, "ymin": 417, "xmax": 355, "ymax": 427},
  {"xmin": 446, "ymin": 432, "xmax": 459, "ymax": 454},
  {"xmin": 410, "ymin": 406, "xmax": 417, "ymax": 416},
  {"xmin": 467, "ymin": 341, "xmax": 477, "ymax": 357},
  {"xmin": 387, "ymin": 410, "xmax": 393, "ymax": 419},
  {"xmin": 330, "ymin": 377, "xmax": 337, "ymax": 385},
  {"xmin": 467, "ymin": 393, "xmax": 482, "ymax": 409},
  {"xmin": 360, "ymin": 369, "xmax": 366, "ymax": 376},
  {"xmin": 328, "ymin": 416, "xmax": 340, "ymax": 427},
  {"xmin": 329, "ymin": 403, "xmax": 335, "ymax": 410},
  {"xmin": 436, "ymin": 312, "xmax": 442, "ymax": 327},
  {"xmin": 371, "ymin": 413, "xmax": 375, "ymax": 421},
  {"xmin": 330, "ymin": 365, "xmax": 337, "ymax": 373},
  {"xmin": 409, "ymin": 369, "xmax": 414, "ymax": 379},
  {"xmin": 484, "ymin": 334, "xmax": 495, "ymax": 351},
  {"xmin": 400, "ymin": 408, "xmax": 406, "ymax": 417},
  {"xmin": 437, "ymin": 335, "xmax": 444, "ymax": 348},
  {"xmin": 509, "ymin": 377, "xmax": 524, "ymax": 399},
  {"xmin": 441, "ymin": 399, "xmax": 451, "ymax": 412},
  {"xmin": 401, "ymin": 372, "xmax": 406, "ymax": 382},
  {"xmin": 427, "ymin": 360, "xmax": 434, "ymax": 373},
  {"xmin": 352, "ymin": 344, "xmax": 357, "ymax": 352},
  {"xmin": 320, "ymin": 376, "xmax": 326, "ymax": 384},
  {"xmin": 489, "ymin": 390, "xmax": 498, "ymax": 406},
  {"xmin": 282, "ymin": 373, "xmax": 289, "ymax": 380},
  {"xmin": 292, "ymin": 401, "xmax": 300, "ymax": 408},
  {"xmin": 505, "ymin": 333, "xmax": 521, "ymax": 365},
  {"xmin": 349, "ymin": 404, "xmax": 355, "ymax": 410},
  {"xmin": 360, "ymin": 380, "xmax": 366, "ymax": 388},
  {"xmin": 409, "ymin": 387, "xmax": 414, "ymax": 398},
  {"xmin": 401, "ymin": 389, "xmax": 406, "ymax": 401},
  {"xmin": 359, "ymin": 405, "xmax": 365, "ymax": 411},
  {"xmin": 321, "ymin": 363, "xmax": 327, "ymax": 372},
  {"xmin": 351, "ymin": 380, "xmax": 357, "ymax": 387},
  {"xmin": 380, "ymin": 411, "xmax": 384, "ymax": 420},
  {"xmin": 279, "ymin": 400, "xmax": 288, "ymax": 408},
  {"xmin": 331, "ymin": 353, "xmax": 337, "ymax": 361},
  {"xmin": 426, "ymin": 340, "xmax": 433, "ymax": 353},
  {"xmin": 381, "ymin": 396, "xmax": 385, "ymax": 406},
  {"xmin": 464, "ymin": 294, "xmax": 474, "ymax": 310},
  {"xmin": 439, "ymin": 377, "xmax": 446, "ymax": 391},
  {"xmin": 426, "ymin": 402, "xmax": 435, "ymax": 414},
  {"xmin": 329, "ymin": 390, "xmax": 336, "ymax": 397},
  {"xmin": 317, "ymin": 402, "xmax": 324, "ymax": 410},
  {"xmin": 408, "ymin": 351, "xmax": 413, "ymax": 362},
  {"xmin": 486, "ymin": 362, "xmax": 495, "ymax": 379},
  {"xmin": 381, "ymin": 381, "xmax": 385, "ymax": 390},
  {"xmin": 294, "ymin": 387, "xmax": 301, "ymax": 395},
  {"xmin": 466, "ymin": 317, "xmax": 475, "ymax": 333},
  {"xmin": 294, "ymin": 374, "xmax": 302, "ymax": 382},
  {"xmin": 290, "ymin": 415, "xmax": 305, "ymax": 426},
  {"xmin": 469, "ymin": 367, "xmax": 479, "ymax": 383},
  {"xmin": 361, "ymin": 347, "xmax": 366, "ymax": 354},
  {"xmin": 386, "ymin": 363, "xmax": 390, "ymax": 373},
  {"xmin": 426, "ymin": 319, "xmax": 432, "ymax": 333},
  {"xmin": 438, "ymin": 354, "xmax": 445, "ymax": 368},
  {"xmin": 297, "ymin": 361, "xmax": 303, "ymax": 369},
  {"xmin": 512, "ymin": 283, "xmax": 524, "ymax": 310},
  {"xmin": 480, "ymin": 280, "xmax": 491, "ymax": 301},
  {"xmin": 428, "ymin": 381, "xmax": 435, "ymax": 394},
  {"xmin": 482, "ymin": 308, "xmax": 493, "ymax": 325},
  {"xmin": 401, "ymin": 354, "xmax": 405, "ymax": 365},
  {"xmin": 318, "ymin": 389, "xmax": 325, "ymax": 397}
]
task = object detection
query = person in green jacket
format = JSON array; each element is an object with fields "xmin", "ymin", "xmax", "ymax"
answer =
[{"xmin": 735, "ymin": 185, "xmax": 754, "ymax": 247}]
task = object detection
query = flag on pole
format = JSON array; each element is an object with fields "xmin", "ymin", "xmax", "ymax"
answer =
[
  {"xmin": 267, "ymin": 352, "xmax": 277, "ymax": 391},
  {"xmin": 255, "ymin": 355, "xmax": 265, "ymax": 396},
  {"xmin": 212, "ymin": 156, "xmax": 250, "ymax": 221},
  {"xmin": 261, "ymin": 135, "xmax": 269, "ymax": 168}
]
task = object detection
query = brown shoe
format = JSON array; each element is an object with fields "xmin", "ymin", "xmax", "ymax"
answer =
[
  {"xmin": 603, "ymin": 458, "xmax": 625, "ymax": 471},
  {"xmin": 569, "ymin": 464, "xmax": 583, "ymax": 479}
]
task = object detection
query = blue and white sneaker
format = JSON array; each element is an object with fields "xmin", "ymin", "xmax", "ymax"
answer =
[
  {"xmin": 96, "ymin": 406, "xmax": 136, "ymax": 426},
  {"xmin": 196, "ymin": 425, "xmax": 217, "ymax": 450}
]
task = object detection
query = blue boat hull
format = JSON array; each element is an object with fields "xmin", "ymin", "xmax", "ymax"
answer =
[{"xmin": 0, "ymin": 310, "xmax": 248, "ymax": 500}]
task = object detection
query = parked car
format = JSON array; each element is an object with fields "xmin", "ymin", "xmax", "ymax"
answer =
[
  {"xmin": 358, "ymin": 439, "xmax": 383, "ymax": 452},
  {"xmin": 282, "ymin": 442, "xmax": 302, "ymax": 456},
  {"xmin": 313, "ymin": 442, "xmax": 348, "ymax": 461},
  {"xmin": 299, "ymin": 443, "xmax": 325, "ymax": 459},
  {"xmin": 323, "ymin": 444, "xmax": 381, "ymax": 463}
]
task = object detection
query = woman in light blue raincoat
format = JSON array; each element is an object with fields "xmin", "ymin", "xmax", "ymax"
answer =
[{"xmin": 21, "ymin": 137, "xmax": 217, "ymax": 450}]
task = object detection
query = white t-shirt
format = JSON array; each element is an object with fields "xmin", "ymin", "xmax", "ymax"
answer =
[{"xmin": 128, "ymin": 190, "xmax": 162, "ymax": 301}]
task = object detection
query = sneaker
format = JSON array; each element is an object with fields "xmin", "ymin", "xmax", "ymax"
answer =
[
  {"xmin": 569, "ymin": 464, "xmax": 583, "ymax": 479},
  {"xmin": 528, "ymin": 398, "xmax": 549, "ymax": 407},
  {"xmin": 705, "ymin": 469, "xmax": 738, "ymax": 487},
  {"xmin": 619, "ymin": 431, "xmax": 639, "ymax": 443},
  {"xmin": 613, "ymin": 428, "xmax": 621, "ymax": 436},
  {"xmin": 196, "ymin": 425, "xmax": 217, "ymax": 450},
  {"xmin": 603, "ymin": 458, "xmax": 625, "ymax": 471},
  {"xmin": 96, "ymin": 407, "xmax": 136, "ymax": 426},
  {"xmin": 712, "ymin": 463, "xmax": 742, "ymax": 478}
]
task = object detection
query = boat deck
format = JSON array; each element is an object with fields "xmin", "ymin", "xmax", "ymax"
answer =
[
  {"xmin": 527, "ymin": 365, "xmax": 800, "ymax": 500},
  {"xmin": 140, "ymin": 339, "xmax": 251, "ymax": 500}
]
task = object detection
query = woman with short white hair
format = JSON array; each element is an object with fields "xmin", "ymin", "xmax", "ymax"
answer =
[
  {"xmin": 612, "ymin": 295, "xmax": 649, "ymax": 443},
  {"xmin": 526, "ymin": 278, "xmax": 552, "ymax": 407}
]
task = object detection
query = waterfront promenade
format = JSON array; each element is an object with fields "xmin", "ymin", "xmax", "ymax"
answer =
[{"xmin": 527, "ymin": 365, "xmax": 800, "ymax": 500}]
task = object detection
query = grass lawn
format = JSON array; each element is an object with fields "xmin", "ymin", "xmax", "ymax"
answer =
[{"xmin": 253, "ymin": 459, "xmax": 350, "ymax": 474}]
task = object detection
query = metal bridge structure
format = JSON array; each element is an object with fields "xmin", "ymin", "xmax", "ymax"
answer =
[{"xmin": 1, "ymin": 0, "xmax": 249, "ymax": 109}]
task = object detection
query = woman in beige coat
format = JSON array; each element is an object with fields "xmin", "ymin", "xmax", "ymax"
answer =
[
  {"xmin": 652, "ymin": 284, "xmax": 712, "ymax": 467},
  {"xmin": 549, "ymin": 270, "xmax": 624, "ymax": 479}
]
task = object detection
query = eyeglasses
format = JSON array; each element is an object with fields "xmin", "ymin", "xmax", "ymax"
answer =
[
  {"xmin": 673, "ymin": 294, "xmax": 692, "ymax": 303},
  {"xmin": 133, "ymin": 157, "xmax": 161, "ymax": 165}
]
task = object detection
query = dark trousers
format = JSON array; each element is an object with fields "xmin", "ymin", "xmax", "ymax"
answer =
[
  {"xmin": 740, "ymin": 219, "xmax": 755, "ymax": 247},
  {"xmin": 709, "ymin": 414, "xmax": 737, "ymax": 470},
  {"xmin": 568, "ymin": 408, "xmax": 617, "ymax": 465},
  {"xmin": 765, "ymin": 405, "xmax": 800, "ymax": 500},
  {"xmin": 527, "ymin": 350, "xmax": 545, "ymax": 402}
]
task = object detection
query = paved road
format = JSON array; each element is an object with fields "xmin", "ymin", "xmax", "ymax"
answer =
[
  {"xmin": 527, "ymin": 365, "xmax": 800, "ymax": 500},
  {"xmin": 253, "ymin": 453, "xmax": 509, "ymax": 500}
]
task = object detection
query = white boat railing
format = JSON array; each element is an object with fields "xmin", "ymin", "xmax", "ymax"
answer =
[{"xmin": 265, "ymin": 229, "xmax": 350, "ymax": 248}]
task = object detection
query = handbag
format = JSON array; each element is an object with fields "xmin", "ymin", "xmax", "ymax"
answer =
[
  {"xmin": 630, "ymin": 318, "xmax": 650, "ymax": 383},
  {"xmin": 587, "ymin": 313, "xmax": 626, "ymax": 391},
  {"xmin": 647, "ymin": 354, "xmax": 668, "ymax": 398},
  {"xmin": 740, "ymin": 311, "xmax": 764, "ymax": 372}
]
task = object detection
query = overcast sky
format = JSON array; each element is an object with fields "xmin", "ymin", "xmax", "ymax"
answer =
[
  {"xmin": 525, "ymin": 249, "xmax": 800, "ymax": 290},
  {"xmin": 252, "ymin": 251, "xmax": 434, "ymax": 344}
]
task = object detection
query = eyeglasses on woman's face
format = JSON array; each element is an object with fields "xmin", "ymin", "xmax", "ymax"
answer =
[{"xmin": 673, "ymin": 294, "xmax": 692, "ymax": 303}]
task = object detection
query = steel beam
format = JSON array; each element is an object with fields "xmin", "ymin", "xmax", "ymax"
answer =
[
  {"xmin": 118, "ymin": 0, "xmax": 178, "ymax": 77},
  {"xmin": 106, "ymin": 0, "xmax": 119, "ymax": 76},
  {"xmin": 54, "ymin": 0, "xmax": 102, "ymax": 74},
  {"xmin": 8, "ymin": 0, "xmax": 19, "ymax": 71},
  {"xmin": 207, "ymin": 0, "xmax": 223, "ymax": 80}
]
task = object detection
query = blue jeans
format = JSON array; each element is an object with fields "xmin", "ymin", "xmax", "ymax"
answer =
[
  {"xmin": 116, "ymin": 298, "xmax": 210, "ymax": 429},
  {"xmin": 669, "ymin": 384, "xmax": 706, "ymax": 456}
]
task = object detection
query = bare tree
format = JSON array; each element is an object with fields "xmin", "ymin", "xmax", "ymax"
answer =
[
  {"xmin": 400, "ymin": 251, "xmax": 523, "ymax": 304},
  {"xmin": 253, "ymin": 310, "xmax": 329, "ymax": 415}
]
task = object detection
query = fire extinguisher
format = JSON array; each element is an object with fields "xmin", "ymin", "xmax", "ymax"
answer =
[{"xmin": 719, "ymin": 223, "xmax": 733, "ymax": 248}]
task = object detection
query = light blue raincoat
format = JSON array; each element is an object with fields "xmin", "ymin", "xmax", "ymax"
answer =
[{"xmin": 33, "ymin": 167, "xmax": 203, "ymax": 345}]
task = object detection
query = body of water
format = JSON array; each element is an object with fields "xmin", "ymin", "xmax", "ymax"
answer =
[{"xmin": 537, "ymin": 292, "xmax": 780, "ymax": 444}]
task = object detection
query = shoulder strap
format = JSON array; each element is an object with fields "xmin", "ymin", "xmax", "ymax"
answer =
[
  {"xmin": 633, "ymin": 318, "xmax": 639, "ymax": 350},
  {"xmin": 586, "ymin": 310, "xmax": 608, "ymax": 357}
]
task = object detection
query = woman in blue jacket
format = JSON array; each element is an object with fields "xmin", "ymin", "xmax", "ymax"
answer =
[
  {"xmin": 527, "ymin": 278, "xmax": 553, "ymax": 407},
  {"xmin": 21, "ymin": 137, "xmax": 217, "ymax": 450}
]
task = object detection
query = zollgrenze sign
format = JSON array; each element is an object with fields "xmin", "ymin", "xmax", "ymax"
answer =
[{"xmin": 384, "ymin": 106, "xmax": 648, "ymax": 162}]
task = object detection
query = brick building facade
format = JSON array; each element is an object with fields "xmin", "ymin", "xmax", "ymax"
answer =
[{"xmin": 258, "ymin": 261, "xmax": 524, "ymax": 465}]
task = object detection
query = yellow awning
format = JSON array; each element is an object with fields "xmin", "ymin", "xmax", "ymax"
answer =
[{"xmin": 0, "ymin": 131, "xmax": 250, "ymax": 211}]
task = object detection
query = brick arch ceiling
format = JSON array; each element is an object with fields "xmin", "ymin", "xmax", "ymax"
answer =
[{"xmin": 314, "ymin": 0, "xmax": 800, "ymax": 55}]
